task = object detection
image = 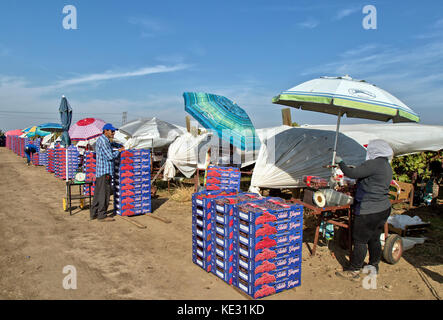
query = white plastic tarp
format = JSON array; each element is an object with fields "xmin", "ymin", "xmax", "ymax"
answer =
[
  {"xmin": 300, "ymin": 123, "xmax": 443, "ymax": 156},
  {"xmin": 164, "ymin": 130, "xmax": 265, "ymax": 180},
  {"xmin": 251, "ymin": 123, "xmax": 443, "ymax": 189},
  {"xmin": 164, "ymin": 132, "xmax": 212, "ymax": 179},
  {"xmin": 42, "ymin": 133, "xmax": 55, "ymax": 146},
  {"xmin": 118, "ymin": 117, "xmax": 185, "ymax": 149},
  {"xmin": 250, "ymin": 127, "xmax": 367, "ymax": 189}
]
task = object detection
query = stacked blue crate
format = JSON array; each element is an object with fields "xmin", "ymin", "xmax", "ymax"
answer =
[
  {"xmin": 39, "ymin": 151, "xmax": 48, "ymax": 167},
  {"xmin": 205, "ymin": 165, "xmax": 241, "ymax": 192},
  {"xmin": 83, "ymin": 151, "xmax": 96, "ymax": 196},
  {"xmin": 191, "ymin": 189, "xmax": 238, "ymax": 274},
  {"xmin": 211, "ymin": 193, "xmax": 264, "ymax": 285},
  {"xmin": 233, "ymin": 197, "xmax": 304, "ymax": 299},
  {"xmin": 114, "ymin": 149, "xmax": 151, "ymax": 216},
  {"xmin": 55, "ymin": 145, "xmax": 80, "ymax": 180},
  {"xmin": 46, "ymin": 148, "xmax": 55, "ymax": 173}
]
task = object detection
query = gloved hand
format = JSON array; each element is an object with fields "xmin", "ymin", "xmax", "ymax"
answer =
[{"xmin": 335, "ymin": 155, "xmax": 343, "ymax": 164}]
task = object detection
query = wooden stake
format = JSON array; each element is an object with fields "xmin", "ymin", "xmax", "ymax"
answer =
[
  {"xmin": 147, "ymin": 213, "xmax": 171, "ymax": 224},
  {"xmin": 282, "ymin": 108, "xmax": 292, "ymax": 126},
  {"xmin": 186, "ymin": 116, "xmax": 191, "ymax": 133},
  {"xmin": 117, "ymin": 215, "xmax": 147, "ymax": 229}
]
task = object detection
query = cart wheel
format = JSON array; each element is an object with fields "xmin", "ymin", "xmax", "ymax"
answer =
[
  {"xmin": 383, "ymin": 234, "xmax": 403, "ymax": 264},
  {"xmin": 62, "ymin": 198, "xmax": 68, "ymax": 212},
  {"xmin": 79, "ymin": 199, "xmax": 85, "ymax": 209}
]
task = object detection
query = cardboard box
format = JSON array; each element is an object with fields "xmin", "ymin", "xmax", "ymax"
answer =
[
  {"xmin": 236, "ymin": 240, "xmax": 303, "ymax": 261},
  {"xmin": 236, "ymin": 271, "xmax": 301, "ymax": 299}
]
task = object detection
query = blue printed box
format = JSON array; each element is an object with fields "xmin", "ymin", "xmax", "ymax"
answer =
[
  {"xmin": 213, "ymin": 221, "xmax": 235, "ymax": 238},
  {"xmin": 192, "ymin": 205, "xmax": 212, "ymax": 221},
  {"xmin": 116, "ymin": 206, "xmax": 151, "ymax": 216},
  {"xmin": 213, "ymin": 232, "xmax": 235, "ymax": 249},
  {"xmin": 212, "ymin": 252, "xmax": 236, "ymax": 272},
  {"xmin": 213, "ymin": 240, "xmax": 235, "ymax": 260},
  {"xmin": 237, "ymin": 262, "xmax": 301, "ymax": 287},
  {"xmin": 236, "ymin": 270, "xmax": 301, "ymax": 299},
  {"xmin": 213, "ymin": 193, "xmax": 263, "ymax": 215},
  {"xmin": 235, "ymin": 217, "xmax": 303, "ymax": 238},
  {"xmin": 192, "ymin": 189, "xmax": 237, "ymax": 210},
  {"xmin": 115, "ymin": 189, "xmax": 150, "ymax": 197},
  {"xmin": 237, "ymin": 230, "xmax": 303, "ymax": 249},
  {"xmin": 192, "ymin": 224, "xmax": 212, "ymax": 241},
  {"xmin": 115, "ymin": 182, "xmax": 150, "ymax": 191},
  {"xmin": 206, "ymin": 183, "xmax": 240, "ymax": 192},
  {"xmin": 193, "ymin": 235, "xmax": 212, "ymax": 254},
  {"xmin": 192, "ymin": 214, "xmax": 213, "ymax": 231},
  {"xmin": 114, "ymin": 200, "xmax": 150, "ymax": 210},
  {"xmin": 192, "ymin": 241, "xmax": 213, "ymax": 262},
  {"xmin": 237, "ymin": 251, "xmax": 302, "ymax": 276},
  {"xmin": 212, "ymin": 264, "xmax": 235, "ymax": 285},
  {"xmin": 192, "ymin": 252, "xmax": 212, "ymax": 273},
  {"xmin": 236, "ymin": 201, "xmax": 303, "ymax": 224},
  {"xmin": 236, "ymin": 240, "xmax": 303, "ymax": 261}
]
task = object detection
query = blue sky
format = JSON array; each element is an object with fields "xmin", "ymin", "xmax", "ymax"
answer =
[{"xmin": 0, "ymin": 0, "xmax": 442, "ymax": 131}]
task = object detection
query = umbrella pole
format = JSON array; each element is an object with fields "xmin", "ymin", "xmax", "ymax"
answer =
[{"xmin": 332, "ymin": 111, "xmax": 342, "ymax": 166}]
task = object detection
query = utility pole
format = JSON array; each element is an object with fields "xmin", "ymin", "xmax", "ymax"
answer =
[{"xmin": 122, "ymin": 112, "xmax": 127, "ymax": 126}]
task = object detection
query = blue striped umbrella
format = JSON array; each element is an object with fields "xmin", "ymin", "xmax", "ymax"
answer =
[
  {"xmin": 183, "ymin": 92, "xmax": 258, "ymax": 151},
  {"xmin": 39, "ymin": 122, "xmax": 63, "ymax": 133}
]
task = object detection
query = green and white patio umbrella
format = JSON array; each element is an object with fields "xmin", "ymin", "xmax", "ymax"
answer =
[{"xmin": 272, "ymin": 75, "xmax": 420, "ymax": 165}]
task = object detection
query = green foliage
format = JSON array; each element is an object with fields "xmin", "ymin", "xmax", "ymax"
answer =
[
  {"xmin": 392, "ymin": 151, "xmax": 441, "ymax": 183},
  {"xmin": 291, "ymin": 122, "xmax": 300, "ymax": 127}
]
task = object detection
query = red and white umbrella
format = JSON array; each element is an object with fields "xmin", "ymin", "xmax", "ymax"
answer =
[{"xmin": 69, "ymin": 118, "xmax": 106, "ymax": 141}]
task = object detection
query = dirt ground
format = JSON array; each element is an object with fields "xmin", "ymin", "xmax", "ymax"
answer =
[{"xmin": 0, "ymin": 147, "xmax": 441, "ymax": 300}]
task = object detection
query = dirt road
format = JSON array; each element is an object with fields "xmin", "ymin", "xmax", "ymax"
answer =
[{"xmin": 0, "ymin": 147, "xmax": 440, "ymax": 300}]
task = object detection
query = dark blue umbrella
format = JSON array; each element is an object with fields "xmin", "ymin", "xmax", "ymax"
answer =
[{"xmin": 59, "ymin": 96, "xmax": 72, "ymax": 147}]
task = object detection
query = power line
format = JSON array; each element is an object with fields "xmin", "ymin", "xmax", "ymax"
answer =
[{"xmin": 0, "ymin": 110, "xmax": 122, "ymax": 115}]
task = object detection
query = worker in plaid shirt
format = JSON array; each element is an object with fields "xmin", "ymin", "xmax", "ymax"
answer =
[{"xmin": 90, "ymin": 123, "xmax": 125, "ymax": 222}]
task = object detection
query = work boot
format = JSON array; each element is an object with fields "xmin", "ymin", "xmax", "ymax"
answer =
[{"xmin": 335, "ymin": 270, "xmax": 361, "ymax": 281}]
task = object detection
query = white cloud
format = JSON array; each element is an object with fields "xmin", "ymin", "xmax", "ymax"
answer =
[
  {"xmin": 339, "ymin": 44, "xmax": 379, "ymax": 58},
  {"xmin": 297, "ymin": 19, "xmax": 319, "ymax": 29},
  {"xmin": 51, "ymin": 64, "xmax": 190, "ymax": 89},
  {"xmin": 413, "ymin": 17, "xmax": 443, "ymax": 40},
  {"xmin": 129, "ymin": 17, "xmax": 170, "ymax": 38},
  {"xmin": 300, "ymin": 39, "xmax": 443, "ymax": 125},
  {"xmin": 334, "ymin": 7, "xmax": 360, "ymax": 20},
  {"xmin": 0, "ymin": 64, "xmax": 191, "ymax": 130}
]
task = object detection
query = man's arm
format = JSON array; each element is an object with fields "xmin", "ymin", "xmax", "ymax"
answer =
[{"xmin": 338, "ymin": 160, "xmax": 375, "ymax": 179}]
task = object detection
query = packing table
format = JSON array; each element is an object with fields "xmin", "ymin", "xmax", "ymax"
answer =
[
  {"xmin": 64, "ymin": 180, "xmax": 93, "ymax": 215},
  {"xmin": 290, "ymin": 199, "xmax": 352, "ymax": 257}
]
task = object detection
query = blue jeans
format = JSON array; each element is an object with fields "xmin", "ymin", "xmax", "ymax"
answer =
[{"xmin": 25, "ymin": 150, "xmax": 32, "ymax": 164}]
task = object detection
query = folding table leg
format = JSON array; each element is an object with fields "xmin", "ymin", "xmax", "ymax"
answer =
[{"xmin": 312, "ymin": 216, "xmax": 321, "ymax": 256}]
